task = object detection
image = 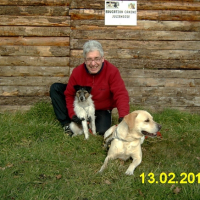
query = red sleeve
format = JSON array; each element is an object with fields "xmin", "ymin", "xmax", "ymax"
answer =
[{"xmin": 109, "ymin": 67, "xmax": 130, "ymax": 118}]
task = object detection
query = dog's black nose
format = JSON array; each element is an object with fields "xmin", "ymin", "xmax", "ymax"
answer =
[
  {"xmin": 158, "ymin": 124, "xmax": 162, "ymax": 130},
  {"xmin": 80, "ymin": 97, "xmax": 84, "ymax": 101}
]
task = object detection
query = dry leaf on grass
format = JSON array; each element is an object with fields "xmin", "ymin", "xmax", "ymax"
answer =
[
  {"xmin": 6, "ymin": 163, "xmax": 14, "ymax": 168},
  {"xmin": 170, "ymin": 184, "xmax": 175, "ymax": 190},
  {"xmin": 0, "ymin": 163, "xmax": 14, "ymax": 170},
  {"xmin": 56, "ymin": 174, "xmax": 62, "ymax": 180},
  {"xmin": 105, "ymin": 180, "xmax": 111, "ymax": 185},
  {"xmin": 138, "ymin": 189, "xmax": 144, "ymax": 196},
  {"xmin": 173, "ymin": 187, "xmax": 181, "ymax": 194}
]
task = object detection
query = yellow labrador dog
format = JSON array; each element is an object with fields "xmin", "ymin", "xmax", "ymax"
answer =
[{"xmin": 99, "ymin": 110, "xmax": 162, "ymax": 175}]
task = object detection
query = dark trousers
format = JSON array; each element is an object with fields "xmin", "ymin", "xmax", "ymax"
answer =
[{"xmin": 49, "ymin": 83, "xmax": 112, "ymax": 135}]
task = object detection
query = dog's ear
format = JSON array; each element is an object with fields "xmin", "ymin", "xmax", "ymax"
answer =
[
  {"xmin": 124, "ymin": 112, "xmax": 138, "ymax": 131},
  {"xmin": 84, "ymin": 86, "xmax": 92, "ymax": 93},
  {"xmin": 74, "ymin": 85, "xmax": 81, "ymax": 91}
]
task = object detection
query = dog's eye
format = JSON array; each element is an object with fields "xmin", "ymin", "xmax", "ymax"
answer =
[{"xmin": 145, "ymin": 119, "xmax": 150, "ymax": 122}]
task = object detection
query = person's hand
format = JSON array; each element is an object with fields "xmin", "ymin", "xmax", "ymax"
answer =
[
  {"xmin": 118, "ymin": 117, "xmax": 124, "ymax": 123},
  {"xmin": 71, "ymin": 115, "xmax": 84, "ymax": 125}
]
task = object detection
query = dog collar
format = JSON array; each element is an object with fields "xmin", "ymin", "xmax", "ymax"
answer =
[{"xmin": 113, "ymin": 128, "xmax": 133, "ymax": 142}]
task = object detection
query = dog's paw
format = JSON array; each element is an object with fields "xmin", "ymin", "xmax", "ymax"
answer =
[
  {"xmin": 125, "ymin": 169, "xmax": 134, "ymax": 175},
  {"xmin": 84, "ymin": 136, "xmax": 89, "ymax": 140},
  {"xmin": 98, "ymin": 167, "xmax": 104, "ymax": 174}
]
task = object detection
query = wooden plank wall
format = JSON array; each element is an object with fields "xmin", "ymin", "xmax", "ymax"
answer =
[
  {"xmin": 0, "ymin": 0, "xmax": 71, "ymax": 112},
  {"xmin": 0, "ymin": 0, "xmax": 200, "ymax": 113}
]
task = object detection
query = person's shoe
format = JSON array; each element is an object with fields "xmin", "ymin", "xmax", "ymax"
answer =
[{"xmin": 63, "ymin": 125, "xmax": 73, "ymax": 137}]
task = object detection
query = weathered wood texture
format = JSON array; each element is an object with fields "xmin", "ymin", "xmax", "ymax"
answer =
[
  {"xmin": 0, "ymin": 0, "xmax": 200, "ymax": 114},
  {"xmin": 0, "ymin": 1, "xmax": 71, "ymax": 112}
]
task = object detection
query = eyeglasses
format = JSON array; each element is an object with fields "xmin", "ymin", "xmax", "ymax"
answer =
[{"xmin": 85, "ymin": 57, "xmax": 102, "ymax": 64}]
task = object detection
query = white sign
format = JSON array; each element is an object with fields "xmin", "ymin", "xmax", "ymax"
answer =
[{"xmin": 105, "ymin": 0, "xmax": 137, "ymax": 26}]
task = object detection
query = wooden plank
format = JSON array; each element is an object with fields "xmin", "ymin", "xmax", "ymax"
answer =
[
  {"xmin": 1, "ymin": 0, "xmax": 198, "ymax": 7},
  {"xmin": 0, "ymin": 66, "xmax": 70, "ymax": 77},
  {"xmin": 0, "ymin": 86, "xmax": 50, "ymax": 96},
  {"xmin": 0, "ymin": 46, "xmax": 70, "ymax": 56},
  {"xmin": 0, "ymin": 37, "xmax": 69, "ymax": 46},
  {"xmin": 69, "ymin": 9, "xmax": 104, "ymax": 20},
  {"xmin": 70, "ymin": 57, "xmax": 200, "ymax": 69},
  {"xmin": 71, "ymin": 39, "xmax": 200, "ymax": 50},
  {"xmin": 119, "ymin": 69, "xmax": 200, "ymax": 79},
  {"xmin": 0, "ymin": 16, "xmax": 70, "ymax": 26},
  {"xmin": 0, "ymin": 26, "xmax": 71, "ymax": 36},
  {"xmin": 0, "ymin": 0, "xmax": 70, "ymax": 6},
  {"xmin": 138, "ymin": 10, "xmax": 200, "ymax": 21},
  {"xmin": 123, "ymin": 77, "xmax": 200, "ymax": 87},
  {"xmin": 0, "ymin": 77, "xmax": 69, "ymax": 86},
  {"xmin": 71, "ymin": 20, "xmax": 200, "ymax": 32},
  {"xmin": 71, "ymin": 30, "xmax": 200, "ymax": 40},
  {"xmin": 138, "ymin": 2, "xmax": 200, "ymax": 11},
  {"xmin": 110, "ymin": 59, "xmax": 200, "ymax": 70},
  {"xmin": 70, "ymin": 0, "xmax": 104, "ymax": 9},
  {"xmin": 71, "ymin": 49, "xmax": 200, "ymax": 60},
  {"xmin": 0, "ymin": 96, "xmax": 49, "ymax": 105},
  {"xmin": 0, "ymin": 6, "xmax": 69, "ymax": 16},
  {"xmin": 70, "ymin": 9, "xmax": 200, "ymax": 21},
  {"xmin": 127, "ymin": 87, "xmax": 200, "ymax": 97},
  {"xmin": 0, "ymin": 56, "xmax": 69, "ymax": 66},
  {"xmin": 0, "ymin": 76, "xmax": 199, "ymax": 93},
  {"xmin": 70, "ymin": 0, "xmax": 200, "ymax": 10},
  {"xmin": 129, "ymin": 96, "xmax": 200, "ymax": 107}
]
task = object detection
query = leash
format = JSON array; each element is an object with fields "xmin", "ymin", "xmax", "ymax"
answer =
[
  {"xmin": 87, "ymin": 121, "xmax": 94, "ymax": 135},
  {"xmin": 113, "ymin": 127, "xmax": 134, "ymax": 142},
  {"xmin": 81, "ymin": 106, "xmax": 94, "ymax": 135}
]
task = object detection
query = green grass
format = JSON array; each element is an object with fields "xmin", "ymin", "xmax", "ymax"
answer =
[{"xmin": 0, "ymin": 102, "xmax": 200, "ymax": 199}]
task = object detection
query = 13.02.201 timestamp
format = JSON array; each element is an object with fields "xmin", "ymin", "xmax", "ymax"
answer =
[{"xmin": 140, "ymin": 172, "xmax": 200, "ymax": 184}]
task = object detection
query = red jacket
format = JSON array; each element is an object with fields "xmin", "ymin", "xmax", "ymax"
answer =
[{"xmin": 64, "ymin": 60, "xmax": 130, "ymax": 119}]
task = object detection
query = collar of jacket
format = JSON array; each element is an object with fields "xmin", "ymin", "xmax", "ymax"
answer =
[{"xmin": 84, "ymin": 62, "xmax": 104, "ymax": 75}]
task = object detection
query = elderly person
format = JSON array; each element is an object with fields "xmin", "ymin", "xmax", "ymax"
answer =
[{"xmin": 50, "ymin": 40, "xmax": 129, "ymax": 136}]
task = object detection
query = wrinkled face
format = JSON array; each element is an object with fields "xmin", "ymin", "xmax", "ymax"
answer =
[
  {"xmin": 135, "ymin": 111, "xmax": 162, "ymax": 137},
  {"xmin": 85, "ymin": 50, "xmax": 104, "ymax": 74},
  {"xmin": 75, "ymin": 88, "xmax": 90, "ymax": 102}
]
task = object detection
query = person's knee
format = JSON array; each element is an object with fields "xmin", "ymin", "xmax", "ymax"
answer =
[
  {"xmin": 50, "ymin": 83, "xmax": 58, "ymax": 94},
  {"xmin": 50, "ymin": 83, "xmax": 66, "ymax": 97},
  {"xmin": 97, "ymin": 126, "xmax": 110, "ymax": 136},
  {"xmin": 95, "ymin": 110, "xmax": 112, "ymax": 136}
]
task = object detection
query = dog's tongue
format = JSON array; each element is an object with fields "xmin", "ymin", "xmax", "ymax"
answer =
[{"xmin": 145, "ymin": 131, "xmax": 162, "ymax": 139}]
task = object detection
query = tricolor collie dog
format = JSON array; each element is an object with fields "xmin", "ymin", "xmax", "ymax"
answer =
[
  {"xmin": 69, "ymin": 85, "xmax": 96, "ymax": 140},
  {"xmin": 99, "ymin": 110, "xmax": 162, "ymax": 175}
]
